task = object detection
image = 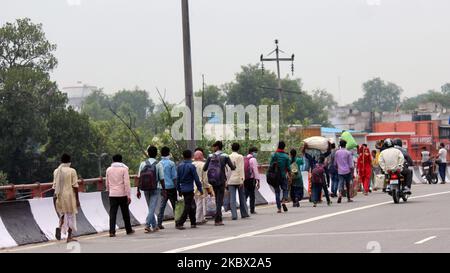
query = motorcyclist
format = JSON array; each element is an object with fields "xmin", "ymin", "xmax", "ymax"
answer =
[
  {"xmin": 378, "ymin": 139, "xmax": 405, "ymax": 193},
  {"xmin": 392, "ymin": 138, "xmax": 413, "ymax": 194}
]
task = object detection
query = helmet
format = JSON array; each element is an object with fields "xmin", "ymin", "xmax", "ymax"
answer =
[
  {"xmin": 393, "ymin": 138, "xmax": 402, "ymax": 147},
  {"xmin": 383, "ymin": 138, "xmax": 394, "ymax": 149}
]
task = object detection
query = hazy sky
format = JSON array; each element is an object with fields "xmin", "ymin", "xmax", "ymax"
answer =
[{"xmin": 2, "ymin": 0, "xmax": 450, "ymax": 105}]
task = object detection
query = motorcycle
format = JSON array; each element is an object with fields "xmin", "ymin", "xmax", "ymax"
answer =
[
  {"xmin": 422, "ymin": 159, "xmax": 438, "ymax": 184},
  {"xmin": 386, "ymin": 170, "xmax": 409, "ymax": 204}
]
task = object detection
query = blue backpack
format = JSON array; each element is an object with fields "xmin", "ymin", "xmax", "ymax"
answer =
[{"xmin": 207, "ymin": 154, "xmax": 222, "ymax": 186}]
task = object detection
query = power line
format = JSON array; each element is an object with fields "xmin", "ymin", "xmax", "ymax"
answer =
[{"xmin": 260, "ymin": 39, "xmax": 295, "ymax": 125}]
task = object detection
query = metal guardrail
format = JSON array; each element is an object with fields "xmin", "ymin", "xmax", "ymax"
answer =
[
  {"xmin": 0, "ymin": 165, "xmax": 271, "ymax": 202},
  {"xmin": 3, "ymin": 162, "xmax": 430, "ymax": 202}
]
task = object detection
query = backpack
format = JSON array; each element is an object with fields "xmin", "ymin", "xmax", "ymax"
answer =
[
  {"xmin": 267, "ymin": 154, "xmax": 282, "ymax": 188},
  {"xmin": 290, "ymin": 160, "xmax": 299, "ymax": 180},
  {"xmin": 207, "ymin": 154, "xmax": 222, "ymax": 186},
  {"xmin": 328, "ymin": 151, "xmax": 337, "ymax": 174},
  {"xmin": 311, "ymin": 164, "xmax": 325, "ymax": 184},
  {"xmin": 139, "ymin": 160, "xmax": 158, "ymax": 191},
  {"xmin": 244, "ymin": 156, "xmax": 253, "ymax": 180}
]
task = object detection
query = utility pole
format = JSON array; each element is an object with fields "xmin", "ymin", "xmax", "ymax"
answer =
[
  {"xmin": 181, "ymin": 0, "xmax": 196, "ymax": 151},
  {"xmin": 338, "ymin": 76, "xmax": 342, "ymax": 106},
  {"xmin": 260, "ymin": 39, "xmax": 294, "ymax": 125},
  {"xmin": 202, "ymin": 74, "xmax": 205, "ymax": 111}
]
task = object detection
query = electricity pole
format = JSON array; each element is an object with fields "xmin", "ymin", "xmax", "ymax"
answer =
[
  {"xmin": 260, "ymin": 39, "xmax": 294, "ymax": 125},
  {"xmin": 202, "ymin": 74, "xmax": 205, "ymax": 111},
  {"xmin": 181, "ymin": 0, "xmax": 196, "ymax": 151}
]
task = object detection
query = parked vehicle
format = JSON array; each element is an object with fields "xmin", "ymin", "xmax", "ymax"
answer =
[{"xmin": 422, "ymin": 159, "xmax": 438, "ymax": 184}]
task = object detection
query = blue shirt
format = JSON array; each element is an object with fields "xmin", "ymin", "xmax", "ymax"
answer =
[
  {"xmin": 160, "ymin": 156, "xmax": 177, "ymax": 189},
  {"xmin": 177, "ymin": 160, "xmax": 203, "ymax": 193}
]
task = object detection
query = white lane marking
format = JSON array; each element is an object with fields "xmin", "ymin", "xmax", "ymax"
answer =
[
  {"xmin": 164, "ymin": 190, "xmax": 450, "ymax": 253},
  {"xmin": 4, "ymin": 203, "xmax": 282, "ymax": 252},
  {"xmin": 251, "ymin": 228, "xmax": 450, "ymax": 238},
  {"xmin": 414, "ymin": 236, "xmax": 437, "ymax": 245}
]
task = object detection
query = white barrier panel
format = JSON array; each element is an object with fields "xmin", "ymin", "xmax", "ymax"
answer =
[
  {"xmin": 128, "ymin": 188, "xmax": 149, "ymax": 225},
  {"xmin": 258, "ymin": 175, "xmax": 276, "ymax": 204},
  {"xmin": 0, "ymin": 217, "xmax": 17, "ymax": 248},
  {"xmin": 302, "ymin": 171, "xmax": 310, "ymax": 197},
  {"xmin": 79, "ymin": 192, "xmax": 111, "ymax": 233},
  {"xmin": 413, "ymin": 167, "xmax": 426, "ymax": 184},
  {"xmin": 28, "ymin": 198, "xmax": 60, "ymax": 240}
]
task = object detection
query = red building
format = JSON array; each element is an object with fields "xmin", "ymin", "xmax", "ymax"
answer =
[{"xmin": 367, "ymin": 120, "xmax": 450, "ymax": 162}]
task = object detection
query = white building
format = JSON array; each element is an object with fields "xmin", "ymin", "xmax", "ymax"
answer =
[{"xmin": 62, "ymin": 82, "xmax": 97, "ymax": 112}]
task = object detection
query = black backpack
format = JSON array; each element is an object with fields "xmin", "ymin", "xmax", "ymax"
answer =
[
  {"xmin": 267, "ymin": 154, "xmax": 282, "ymax": 188},
  {"xmin": 207, "ymin": 154, "xmax": 222, "ymax": 186},
  {"xmin": 138, "ymin": 160, "xmax": 158, "ymax": 191}
]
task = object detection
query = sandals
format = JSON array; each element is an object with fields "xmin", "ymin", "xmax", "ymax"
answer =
[{"xmin": 66, "ymin": 237, "xmax": 78, "ymax": 243}]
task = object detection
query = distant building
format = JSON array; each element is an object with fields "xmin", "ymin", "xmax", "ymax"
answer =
[
  {"xmin": 368, "ymin": 119, "xmax": 450, "ymax": 162},
  {"xmin": 328, "ymin": 104, "xmax": 450, "ymax": 133},
  {"xmin": 328, "ymin": 106, "xmax": 378, "ymax": 132},
  {"xmin": 287, "ymin": 124, "xmax": 322, "ymax": 139},
  {"xmin": 203, "ymin": 113, "xmax": 236, "ymax": 140},
  {"xmin": 62, "ymin": 82, "xmax": 97, "ymax": 112}
]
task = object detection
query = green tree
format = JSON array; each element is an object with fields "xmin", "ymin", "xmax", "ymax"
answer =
[
  {"xmin": 225, "ymin": 64, "xmax": 279, "ymax": 106},
  {"xmin": 224, "ymin": 64, "xmax": 332, "ymax": 126},
  {"xmin": 82, "ymin": 88, "xmax": 155, "ymax": 128},
  {"xmin": 144, "ymin": 103, "xmax": 174, "ymax": 135},
  {"xmin": 0, "ymin": 18, "xmax": 57, "ymax": 72},
  {"xmin": 401, "ymin": 94, "xmax": 429, "ymax": 111},
  {"xmin": 93, "ymin": 119, "xmax": 152, "ymax": 174},
  {"xmin": 0, "ymin": 18, "xmax": 67, "ymax": 183},
  {"xmin": 195, "ymin": 84, "xmax": 226, "ymax": 107},
  {"xmin": 0, "ymin": 171, "xmax": 8, "ymax": 200},
  {"xmin": 401, "ymin": 87, "xmax": 450, "ymax": 111},
  {"xmin": 311, "ymin": 88, "xmax": 338, "ymax": 110},
  {"xmin": 441, "ymin": 83, "xmax": 450, "ymax": 95},
  {"xmin": 81, "ymin": 88, "xmax": 113, "ymax": 120},
  {"xmin": 43, "ymin": 108, "xmax": 108, "ymax": 180},
  {"xmin": 111, "ymin": 88, "xmax": 155, "ymax": 127},
  {"xmin": 353, "ymin": 77, "xmax": 403, "ymax": 113}
]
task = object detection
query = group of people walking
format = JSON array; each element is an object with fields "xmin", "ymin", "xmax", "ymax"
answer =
[
  {"xmin": 51, "ymin": 138, "xmax": 448, "ymax": 242},
  {"xmin": 51, "ymin": 141, "xmax": 263, "ymax": 241}
]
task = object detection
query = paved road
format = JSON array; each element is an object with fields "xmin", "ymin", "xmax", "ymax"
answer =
[{"xmin": 4, "ymin": 183, "xmax": 450, "ymax": 253}]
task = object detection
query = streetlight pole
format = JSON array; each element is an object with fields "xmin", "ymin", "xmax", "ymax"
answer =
[
  {"xmin": 89, "ymin": 153, "xmax": 108, "ymax": 177},
  {"xmin": 181, "ymin": 0, "xmax": 196, "ymax": 151}
]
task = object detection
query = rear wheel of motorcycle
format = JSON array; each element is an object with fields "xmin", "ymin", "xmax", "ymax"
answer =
[
  {"xmin": 392, "ymin": 189, "xmax": 400, "ymax": 204},
  {"xmin": 431, "ymin": 174, "xmax": 438, "ymax": 184}
]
